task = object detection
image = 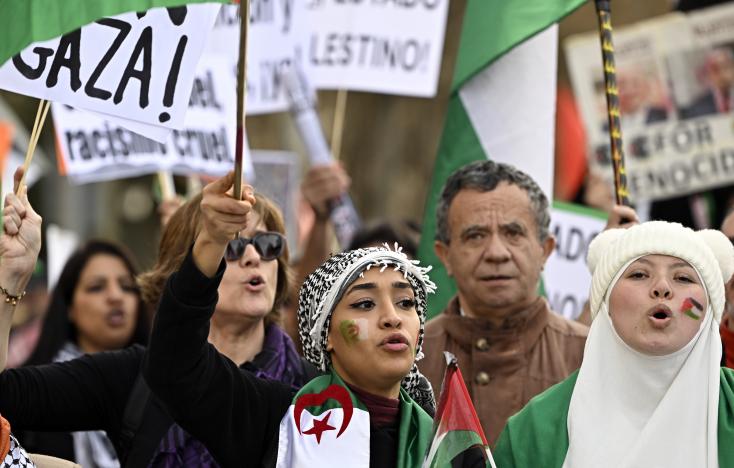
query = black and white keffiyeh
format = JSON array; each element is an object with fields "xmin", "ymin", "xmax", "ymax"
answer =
[
  {"xmin": 3, "ymin": 434, "xmax": 34, "ymax": 467},
  {"xmin": 297, "ymin": 244, "xmax": 437, "ymax": 414}
]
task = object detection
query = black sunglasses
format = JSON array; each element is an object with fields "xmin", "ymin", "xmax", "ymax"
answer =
[{"xmin": 225, "ymin": 232, "xmax": 285, "ymax": 262}]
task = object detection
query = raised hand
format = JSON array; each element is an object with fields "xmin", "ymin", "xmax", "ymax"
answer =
[
  {"xmin": 301, "ymin": 163, "xmax": 350, "ymax": 220},
  {"xmin": 194, "ymin": 172, "xmax": 255, "ymax": 277},
  {"xmin": 0, "ymin": 167, "xmax": 42, "ymax": 295},
  {"xmin": 604, "ymin": 204, "xmax": 639, "ymax": 231}
]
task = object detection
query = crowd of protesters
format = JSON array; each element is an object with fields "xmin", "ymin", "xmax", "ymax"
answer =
[{"xmin": 0, "ymin": 149, "xmax": 729, "ymax": 468}]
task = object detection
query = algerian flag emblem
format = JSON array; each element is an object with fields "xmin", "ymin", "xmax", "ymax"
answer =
[{"xmin": 294, "ymin": 384, "xmax": 354, "ymax": 444}]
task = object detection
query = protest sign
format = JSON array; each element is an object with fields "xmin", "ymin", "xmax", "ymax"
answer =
[
  {"xmin": 250, "ymin": 150, "xmax": 300, "ymax": 251},
  {"xmin": 0, "ymin": 4, "xmax": 220, "ymax": 130},
  {"xmin": 543, "ymin": 202, "xmax": 607, "ymax": 320},
  {"xmin": 566, "ymin": 3, "xmax": 734, "ymax": 202},
  {"xmin": 46, "ymin": 224, "xmax": 80, "ymax": 290},
  {"xmin": 53, "ymin": 56, "xmax": 253, "ymax": 184},
  {"xmin": 207, "ymin": 4, "xmax": 303, "ymax": 115},
  {"xmin": 295, "ymin": 0, "xmax": 449, "ymax": 97}
]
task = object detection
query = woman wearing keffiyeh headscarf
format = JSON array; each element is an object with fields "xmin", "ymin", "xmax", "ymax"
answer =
[
  {"xmin": 493, "ymin": 221, "xmax": 734, "ymax": 468},
  {"xmin": 144, "ymin": 172, "xmax": 438, "ymax": 468}
]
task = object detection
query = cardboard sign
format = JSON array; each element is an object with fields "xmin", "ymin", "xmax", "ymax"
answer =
[
  {"xmin": 53, "ymin": 56, "xmax": 253, "ymax": 184},
  {"xmin": 207, "ymin": 4, "xmax": 303, "ymax": 115},
  {"xmin": 566, "ymin": 3, "xmax": 734, "ymax": 201},
  {"xmin": 544, "ymin": 202, "xmax": 607, "ymax": 320},
  {"xmin": 296, "ymin": 0, "xmax": 449, "ymax": 97},
  {"xmin": 0, "ymin": 4, "xmax": 220, "ymax": 130}
]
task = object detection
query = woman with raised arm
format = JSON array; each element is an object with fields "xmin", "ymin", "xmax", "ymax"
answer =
[
  {"xmin": 0, "ymin": 171, "xmax": 313, "ymax": 467},
  {"xmin": 143, "ymin": 173, "xmax": 437, "ymax": 467},
  {"xmin": 493, "ymin": 221, "xmax": 734, "ymax": 467},
  {"xmin": 0, "ymin": 168, "xmax": 45, "ymax": 465}
]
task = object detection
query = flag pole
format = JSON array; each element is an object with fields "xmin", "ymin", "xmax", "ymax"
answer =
[
  {"xmin": 594, "ymin": 0, "xmax": 629, "ymax": 206},
  {"xmin": 156, "ymin": 171, "xmax": 176, "ymax": 200},
  {"xmin": 234, "ymin": 0, "xmax": 251, "ymax": 205},
  {"xmin": 331, "ymin": 89, "xmax": 348, "ymax": 161},
  {"xmin": 17, "ymin": 99, "xmax": 49, "ymax": 194}
]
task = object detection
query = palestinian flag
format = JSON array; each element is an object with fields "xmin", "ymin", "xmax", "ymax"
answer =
[
  {"xmin": 276, "ymin": 372, "xmax": 433, "ymax": 468},
  {"xmin": 682, "ymin": 297, "xmax": 704, "ymax": 320},
  {"xmin": 0, "ymin": 0, "xmax": 229, "ymax": 66},
  {"xmin": 423, "ymin": 352, "xmax": 495, "ymax": 468},
  {"xmin": 418, "ymin": 0, "xmax": 588, "ymax": 318}
]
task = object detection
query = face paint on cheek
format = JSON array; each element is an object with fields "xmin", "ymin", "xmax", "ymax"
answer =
[
  {"xmin": 681, "ymin": 297, "xmax": 704, "ymax": 320},
  {"xmin": 338, "ymin": 319, "xmax": 368, "ymax": 346}
]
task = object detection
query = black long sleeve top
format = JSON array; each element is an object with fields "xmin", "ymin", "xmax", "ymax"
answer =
[{"xmin": 143, "ymin": 250, "xmax": 408, "ymax": 468}]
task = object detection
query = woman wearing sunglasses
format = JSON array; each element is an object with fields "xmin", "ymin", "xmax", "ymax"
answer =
[
  {"xmin": 0, "ymin": 172, "xmax": 317, "ymax": 467},
  {"xmin": 143, "ymin": 173, "xmax": 437, "ymax": 468}
]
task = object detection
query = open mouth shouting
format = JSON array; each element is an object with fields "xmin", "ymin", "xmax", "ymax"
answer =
[
  {"xmin": 244, "ymin": 275, "xmax": 265, "ymax": 292},
  {"xmin": 647, "ymin": 304, "xmax": 672, "ymax": 329}
]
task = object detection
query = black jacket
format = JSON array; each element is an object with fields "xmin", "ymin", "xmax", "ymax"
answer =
[{"xmin": 143, "ymin": 251, "xmax": 408, "ymax": 468}]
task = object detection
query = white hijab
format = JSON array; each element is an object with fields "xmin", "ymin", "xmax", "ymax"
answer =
[{"xmin": 562, "ymin": 261, "xmax": 722, "ymax": 468}]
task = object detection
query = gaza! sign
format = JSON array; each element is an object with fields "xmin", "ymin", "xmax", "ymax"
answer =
[{"xmin": 0, "ymin": 4, "xmax": 220, "ymax": 129}]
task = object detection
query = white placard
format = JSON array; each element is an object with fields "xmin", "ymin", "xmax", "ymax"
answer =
[
  {"xmin": 296, "ymin": 0, "xmax": 449, "ymax": 97},
  {"xmin": 0, "ymin": 4, "xmax": 220, "ymax": 129},
  {"xmin": 565, "ymin": 3, "xmax": 734, "ymax": 201},
  {"xmin": 544, "ymin": 203, "xmax": 607, "ymax": 320},
  {"xmin": 207, "ymin": 4, "xmax": 303, "ymax": 115},
  {"xmin": 53, "ymin": 56, "xmax": 253, "ymax": 184},
  {"xmin": 46, "ymin": 224, "xmax": 80, "ymax": 290}
]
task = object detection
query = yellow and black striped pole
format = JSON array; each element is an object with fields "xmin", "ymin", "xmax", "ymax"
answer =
[{"xmin": 595, "ymin": 0, "xmax": 630, "ymax": 206}]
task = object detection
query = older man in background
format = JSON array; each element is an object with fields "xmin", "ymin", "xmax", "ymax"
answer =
[{"xmin": 418, "ymin": 160, "xmax": 589, "ymax": 445}]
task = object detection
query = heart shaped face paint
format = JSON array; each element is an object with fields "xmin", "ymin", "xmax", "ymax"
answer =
[{"xmin": 681, "ymin": 297, "xmax": 704, "ymax": 320}]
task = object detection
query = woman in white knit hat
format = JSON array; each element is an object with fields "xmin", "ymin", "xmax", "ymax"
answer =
[{"xmin": 493, "ymin": 221, "xmax": 734, "ymax": 468}]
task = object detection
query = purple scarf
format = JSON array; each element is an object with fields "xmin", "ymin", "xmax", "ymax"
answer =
[{"xmin": 148, "ymin": 324, "xmax": 307, "ymax": 468}]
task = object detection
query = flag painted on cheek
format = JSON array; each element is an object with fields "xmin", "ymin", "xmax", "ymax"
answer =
[
  {"xmin": 338, "ymin": 319, "xmax": 368, "ymax": 346},
  {"xmin": 681, "ymin": 297, "xmax": 704, "ymax": 320}
]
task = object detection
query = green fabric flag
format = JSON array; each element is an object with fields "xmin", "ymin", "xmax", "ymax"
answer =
[
  {"xmin": 423, "ymin": 354, "xmax": 495, "ymax": 467},
  {"xmin": 418, "ymin": 0, "xmax": 588, "ymax": 318},
  {"xmin": 0, "ymin": 0, "xmax": 229, "ymax": 66},
  {"xmin": 276, "ymin": 371, "xmax": 433, "ymax": 467}
]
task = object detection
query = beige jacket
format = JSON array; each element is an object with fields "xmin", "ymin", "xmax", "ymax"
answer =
[{"xmin": 418, "ymin": 296, "xmax": 588, "ymax": 446}]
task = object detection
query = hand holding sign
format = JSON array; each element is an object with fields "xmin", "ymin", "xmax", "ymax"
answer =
[
  {"xmin": 195, "ymin": 171, "xmax": 256, "ymax": 276},
  {"xmin": 604, "ymin": 204, "xmax": 639, "ymax": 230},
  {"xmin": 0, "ymin": 167, "xmax": 42, "ymax": 295},
  {"xmin": 301, "ymin": 163, "xmax": 350, "ymax": 220}
]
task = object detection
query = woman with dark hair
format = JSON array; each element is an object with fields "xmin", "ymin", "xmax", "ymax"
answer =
[
  {"xmin": 0, "ymin": 172, "xmax": 315, "ymax": 467},
  {"xmin": 143, "ymin": 173, "xmax": 437, "ymax": 467},
  {"xmin": 26, "ymin": 240, "xmax": 149, "ymax": 366},
  {"xmin": 19, "ymin": 240, "xmax": 148, "ymax": 467}
]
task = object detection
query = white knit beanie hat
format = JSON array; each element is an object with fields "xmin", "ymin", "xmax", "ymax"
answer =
[{"xmin": 587, "ymin": 221, "xmax": 734, "ymax": 322}]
